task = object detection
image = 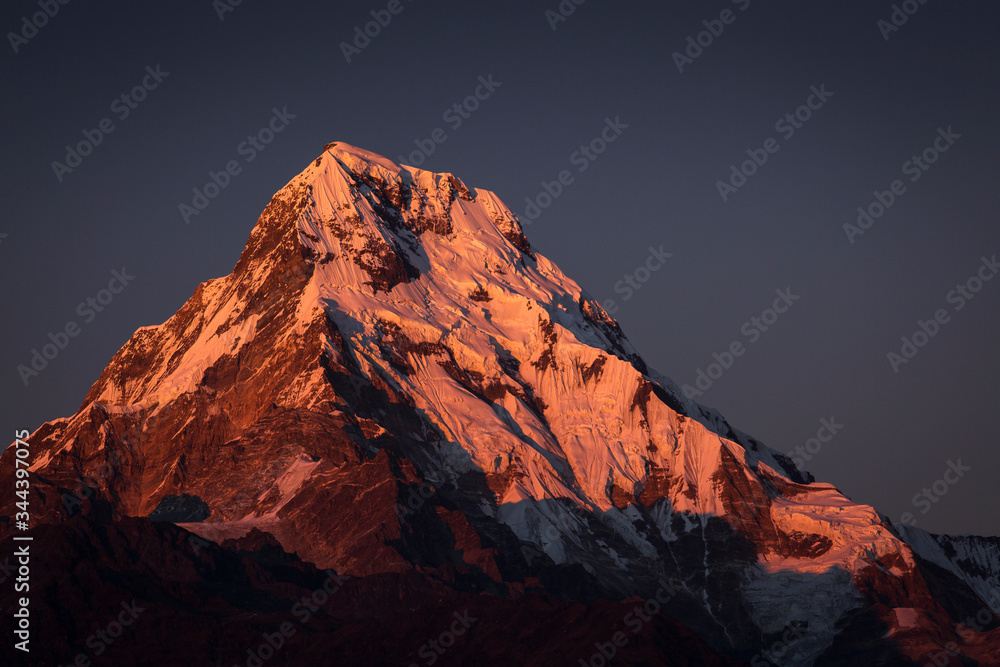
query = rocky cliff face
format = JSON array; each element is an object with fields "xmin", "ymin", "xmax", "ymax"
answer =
[{"xmin": 3, "ymin": 143, "xmax": 998, "ymax": 666}]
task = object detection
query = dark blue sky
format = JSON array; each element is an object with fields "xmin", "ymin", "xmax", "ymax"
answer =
[{"xmin": 2, "ymin": 1, "xmax": 998, "ymax": 535}]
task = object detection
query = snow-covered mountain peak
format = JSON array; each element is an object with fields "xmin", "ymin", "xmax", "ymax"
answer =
[{"xmin": 11, "ymin": 143, "xmax": 999, "ymax": 667}]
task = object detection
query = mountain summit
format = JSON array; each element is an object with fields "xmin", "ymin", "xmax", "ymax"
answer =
[{"xmin": 4, "ymin": 142, "xmax": 998, "ymax": 666}]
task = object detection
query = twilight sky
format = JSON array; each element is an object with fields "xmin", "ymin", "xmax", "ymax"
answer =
[{"xmin": 2, "ymin": 1, "xmax": 999, "ymax": 535}]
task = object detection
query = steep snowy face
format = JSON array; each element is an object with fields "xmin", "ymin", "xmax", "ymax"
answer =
[
  {"xmin": 9, "ymin": 142, "xmax": 1000, "ymax": 666},
  {"xmin": 297, "ymin": 143, "xmax": 701, "ymax": 508}
]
